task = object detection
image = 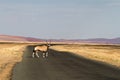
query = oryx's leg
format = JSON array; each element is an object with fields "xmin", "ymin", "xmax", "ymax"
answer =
[
  {"xmin": 46, "ymin": 52, "xmax": 48, "ymax": 57},
  {"xmin": 32, "ymin": 52, "xmax": 35, "ymax": 58},
  {"xmin": 35, "ymin": 51, "xmax": 39, "ymax": 58},
  {"xmin": 43, "ymin": 53, "xmax": 45, "ymax": 58}
]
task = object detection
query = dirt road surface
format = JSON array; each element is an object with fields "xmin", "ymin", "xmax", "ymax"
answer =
[{"xmin": 12, "ymin": 46, "xmax": 120, "ymax": 80}]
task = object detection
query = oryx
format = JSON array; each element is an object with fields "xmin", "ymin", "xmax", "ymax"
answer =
[{"xmin": 32, "ymin": 41, "xmax": 51, "ymax": 58}]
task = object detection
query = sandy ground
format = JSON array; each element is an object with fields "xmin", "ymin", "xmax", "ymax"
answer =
[{"xmin": 0, "ymin": 43, "xmax": 27, "ymax": 80}]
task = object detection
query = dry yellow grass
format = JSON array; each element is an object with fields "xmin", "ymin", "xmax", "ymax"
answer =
[
  {"xmin": 0, "ymin": 43, "xmax": 27, "ymax": 80},
  {"xmin": 51, "ymin": 44, "xmax": 120, "ymax": 68}
]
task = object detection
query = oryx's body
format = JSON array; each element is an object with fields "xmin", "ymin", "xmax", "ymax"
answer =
[{"xmin": 32, "ymin": 42, "xmax": 50, "ymax": 58}]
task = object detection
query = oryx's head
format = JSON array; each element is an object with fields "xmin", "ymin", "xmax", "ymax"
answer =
[{"xmin": 46, "ymin": 40, "xmax": 51, "ymax": 47}]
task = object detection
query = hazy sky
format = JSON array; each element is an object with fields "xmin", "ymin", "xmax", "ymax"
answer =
[{"xmin": 0, "ymin": 0, "xmax": 120, "ymax": 39}]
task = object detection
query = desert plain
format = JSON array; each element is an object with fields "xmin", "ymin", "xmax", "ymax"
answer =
[{"xmin": 0, "ymin": 43, "xmax": 120, "ymax": 80}]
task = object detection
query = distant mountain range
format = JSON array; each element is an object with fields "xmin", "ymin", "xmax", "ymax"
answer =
[
  {"xmin": 0, "ymin": 34, "xmax": 120, "ymax": 44},
  {"xmin": 0, "ymin": 34, "xmax": 43, "ymax": 42},
  {"xmin": 71, "ymin": 38, "xmax": 120, "ymax": 44}
]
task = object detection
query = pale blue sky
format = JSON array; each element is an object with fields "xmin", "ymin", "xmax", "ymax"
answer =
[{"xmin": 0, "ymin": 0, "xmax": 120, "ymax": 39}]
